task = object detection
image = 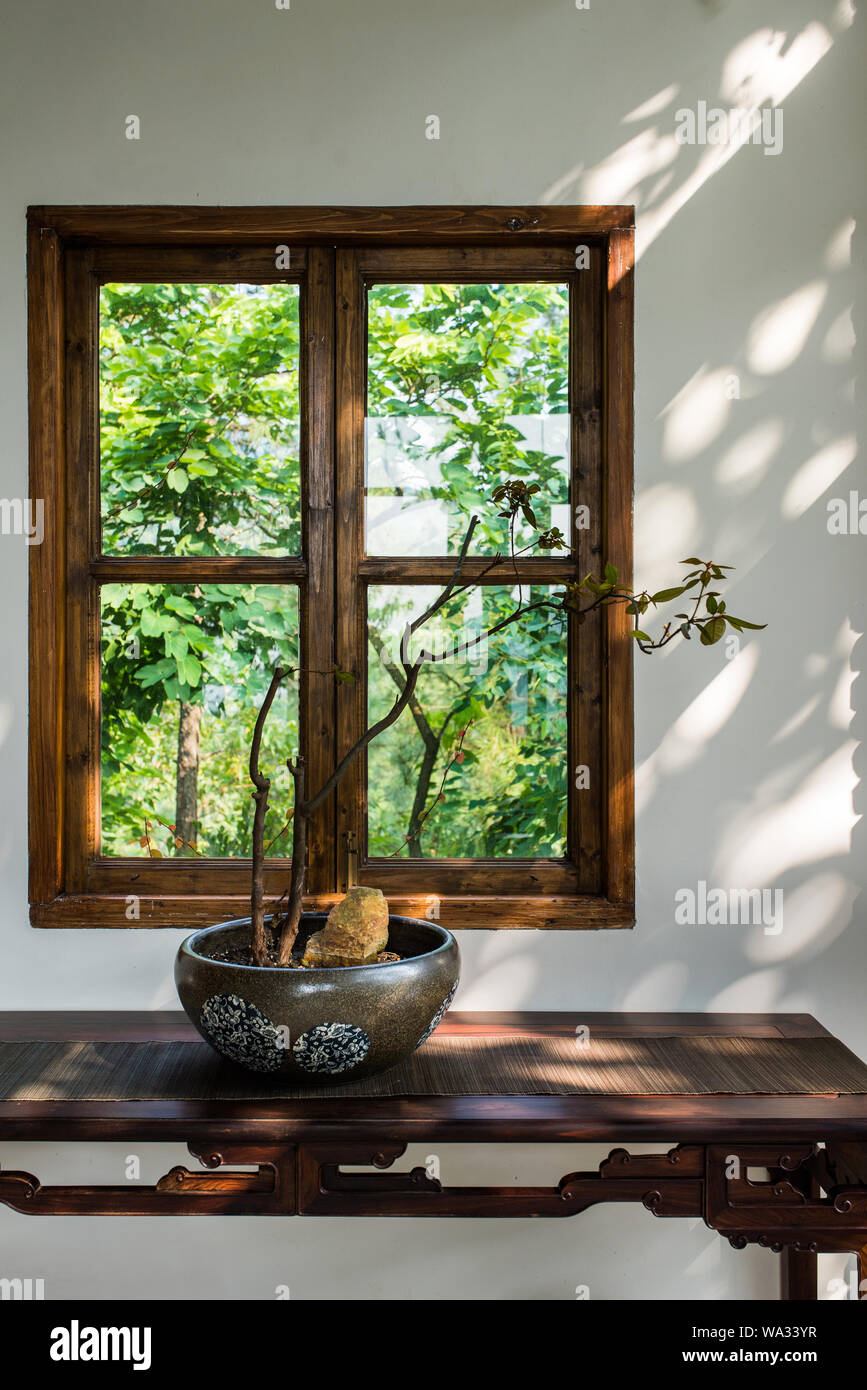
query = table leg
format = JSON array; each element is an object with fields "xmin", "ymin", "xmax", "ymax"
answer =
[{"xmin": 780, "ymin": 1247, "xmax": 818, "ymax": 1301}]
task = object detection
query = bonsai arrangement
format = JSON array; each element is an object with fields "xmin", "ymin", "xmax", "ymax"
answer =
[
  {"xmin": 175, "ymin": 479, "xmax": 763, "ymax": 1078},
  {"xmin": 233, "ymin": 478, "xmax": 764, "ymax": 970}
]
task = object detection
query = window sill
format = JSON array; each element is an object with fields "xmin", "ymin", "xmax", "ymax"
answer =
[{"xmin": 29, "ymin": 894, "xmax": 635, "ymax": 931}]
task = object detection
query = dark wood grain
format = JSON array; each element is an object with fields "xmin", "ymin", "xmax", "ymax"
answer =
[
  {"xmin": 358, "ymin": 860, "xmax": 580, "ymax": 894},
  {"xmin": 27, "ymin": 223, "xmax": 66, "ymax": 905},
  {"xmin": 781, "ymin": 1243, "xmax": 819, "ymax": 1298},
  {"xmin": 295, "ymin": 1140, "xmax": 704, "ymax": 1219},
  {"xmin": 357, "ymin": 245, "xmax": 580, "ymax": 279},
  {"xmin": 2, "ymin": 1092, "xmax": 866, "ymax": 1145},
  {"xmin": 572, "ymin": 243, "xmax": 605, "ymax": 893},
  {"xmin": 2, "ymin": 1008, "xmax": 862, "ymax": 1300},
  {"xmin": 301, "ymin": 246, "xmax": 337, "ymax": 891},
  {"xmin": 0, "ymin": 1010, "xmax": 831, "ymax": 1041},
  {"xmin": 93, "ymin": 244, "xmax": 306, "ymax": 283},
  {"xmin": 357, "ymin": 556, "xmax": 577, "ymax": 583},
  {"xmin": 603, "ymin": 227, "xmax": 635, "ymax": 907},
  {"xmin": 30, "ymin": 892, "xmax": 635, "ymax": 929},
  {"xmin": 31, "ymin": 206, "xmax": 635, "ymax": 245},
  {"xmin": 0, "ymin": 1015, "xmax": 855, "ymax": 1146},
  {"xmin": 334, "ymin": 248, "xmax": 366, "ymax": 893},
  {"xmin": 63, "ymin": 248, "xmax": 100, "ymax": 888},
  {"xmin": 90, "ymin": 556, "xmax": 306, "ymax": 582}
]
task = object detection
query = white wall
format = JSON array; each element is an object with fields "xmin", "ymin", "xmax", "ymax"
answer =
[{"xmin": 0, "ymin": 0, "xmax": 863, "ymax": 1300}]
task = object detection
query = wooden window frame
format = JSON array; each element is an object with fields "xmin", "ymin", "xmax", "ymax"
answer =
[{"xmin": 27, "ymin": 205, "xmax": 635, "ymax": 931}]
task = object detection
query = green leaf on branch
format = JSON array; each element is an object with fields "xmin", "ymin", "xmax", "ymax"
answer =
[
  {"xmin": 164, "ymin": 595, "xmax": 197, "ymax": 616},
  {"xmin": 179, "ymin": 654, "xmax": 202, "ymax": 686},
  {"xmin": 650, "ymin": 585, "xmax": 688, "ymax": 604},
  {"xmin": 136, "ymin": 658, "xmax": 176, "ymax": 689},
  {"xmin": 699, "ymin": 617, "xmax": 726, "ymax": 645},
  {"xmin": 725, "ymin": 616, "xmax": 767, "ymax": 631},
  {"xmin": 140, "ymin": 606, "xmax": 174, "ymax": 637}
]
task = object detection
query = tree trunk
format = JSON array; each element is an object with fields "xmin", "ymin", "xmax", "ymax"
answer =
[
  {"xmin": 406, "ymin": 732, "xmax": 441, "ymax": 856},
  {"xmin": 175, "ymin": 700, "xmax": 202, "ymax": 850},
  {"xmin": 369, "ymin": 628, "xmax": 451, "ymax": 858}
]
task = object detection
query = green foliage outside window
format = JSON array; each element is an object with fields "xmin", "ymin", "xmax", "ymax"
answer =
[{"xmin": 99, "ymin": 280, "xmax": 571, "ymax": 860}]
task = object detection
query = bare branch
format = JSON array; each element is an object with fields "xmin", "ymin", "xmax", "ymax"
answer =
[
  {"xmin": 406, "ymin": 515, "xmax": 479, "ymax": 640},
  {"xmin": 303, "ymin": 662, "xmax": 424, "ymax": 817},
  {"xmin": 302, "ymin": 516, "xmax": 482, "ymax": 821},
  {"xmin": 276, "ymin": 755, "xmax": 307, "ymax": 964},
  {"xmin": 249, "ymin": 666, "xmax": 287, "ymax": 966}
]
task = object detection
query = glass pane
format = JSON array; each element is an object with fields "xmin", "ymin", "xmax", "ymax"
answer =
[
  {"xmin": 367, "ymin": 584, "xmax": 567, "ymax": 858},
  {"xmin": 366, "ymin": 282, "xmax": 570, "ymax": 556},
  {"xmin": 100, "ymin": 584, "xmax": 299, "ymax": 857},
  {"xmin": 100, "ymin": 283, "xmax": 301, "ymax": 556}
]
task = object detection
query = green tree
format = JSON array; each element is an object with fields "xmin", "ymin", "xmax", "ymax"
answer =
[
  {"xmin": 99, "ymin": 282, "xmax": 301, "ymax": 855},
  {"xmin": 366, "ymin": 281, "xmax": 570, "ymax": 855}
]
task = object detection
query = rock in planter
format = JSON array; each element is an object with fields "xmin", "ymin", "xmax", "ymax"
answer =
[{"xmin": 301, "ymin": 886, "xmax": 390, "ymax": 967}]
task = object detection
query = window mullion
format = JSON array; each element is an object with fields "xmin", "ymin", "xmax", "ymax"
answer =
[
  {"xmin": 334, "ymin": 250, "xmax": 367, "ymax": 893},
  {"xmin": 301, "ymin": 246, "xmax": 338, "ymax": 894},
  {"xmin": 573, "ymin": 251, "xmax": 605, "ymax": 893},
  {"xmin": 64, "ymin": 247, "xmax": 100, "ymax": 890}
]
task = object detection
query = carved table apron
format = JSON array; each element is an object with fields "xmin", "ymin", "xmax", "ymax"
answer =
[{"xmin": 1, "ymin": 1011, "xmax": 865, "ymax": 1302}]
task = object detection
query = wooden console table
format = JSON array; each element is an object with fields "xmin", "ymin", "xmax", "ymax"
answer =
[{"xmin": 1, "ymin": 1010, "xmax": 866, "ymax": 1301}]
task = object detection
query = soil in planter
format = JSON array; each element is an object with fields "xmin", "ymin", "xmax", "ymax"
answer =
[{"xmin": 203, "ymin": 930, "xmax": 404, "ymax": 969}]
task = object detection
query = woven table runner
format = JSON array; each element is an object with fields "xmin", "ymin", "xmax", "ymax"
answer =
[{"xmin": 1, "ymin": 1033, "xmax": 866, "ymax": 1101}]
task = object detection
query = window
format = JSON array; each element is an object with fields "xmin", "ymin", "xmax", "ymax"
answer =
[{"xmin": 27, "ymin": 206, "xmax": 634, "ymax": 929}]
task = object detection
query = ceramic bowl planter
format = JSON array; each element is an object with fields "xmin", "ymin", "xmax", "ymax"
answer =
[{"xmin": 175, "ymin": 913, "xmax": 459, "ymax": 1083}]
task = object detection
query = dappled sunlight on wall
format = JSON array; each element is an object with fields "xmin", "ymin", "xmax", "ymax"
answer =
[
  {"xmin": 542, "ymin": 4, "xmax": 863, "ymax": 1040},
  {"xmin": 745, "ymin": 871, "xmax": 855, "ymax": 963},
  {"xmin": 822, "ymin": 307, "xmax": 856, "ymax": 365},
  {"xmin": 639, "ymin": 22, "xmax": 836, "ymax": 255},
  {"xmin": 715, "ymin": 420, "xmax": 784, "ymax": 493},
  {"xmin": 747, "ymin": 281, "xmax": 829, "ymax": 375},
  {"xmin": 782, "ymin": 436, "xmax": 858, "ymax": 517},
  {"xmin": 708, "ymin": 968, "xmax": 786, "ymax": 1012},
  {"xmin": 660, "ymin": 365, "xmax": 740, "ymax": 462},
  {"xmin": 542, "ymin": 18, "xmax": 841, "ymax": 261},
  {"xmin": 456, "ymin": 0, "xmax": 863, "ymax": 1048},
  {"xmin": 716, "ymin": 743, "xmax": 857, "ymax": 885},
  {"xmin": 825, "ymin": 217, "xmax": 856, "ymax": 271},
  {"xmin": 452, "ymin": 929, "xmax": 541, "ymax": 1010},
  {"xmin": 634, "ymin": 482, "xmax": 701, "ymax": 594},
  {"xmin": 619, "ymin": 960, "xmax": 690, "ymax": 1010},
  {"xmin": 639, "ymin": 644, "xmax": 760, "ymax": 791}
]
